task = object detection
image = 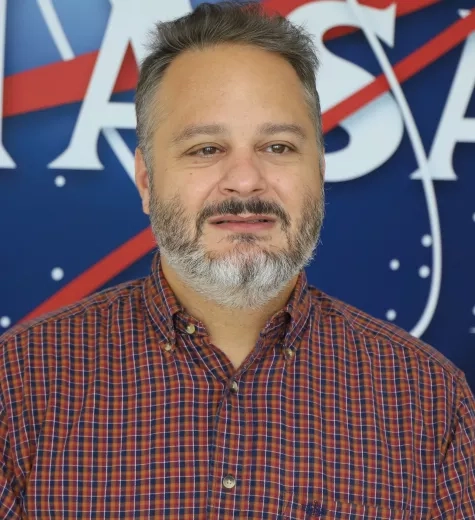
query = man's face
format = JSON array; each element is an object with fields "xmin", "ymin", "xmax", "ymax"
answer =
[{"xmin": 136, "ymin": 43, "xmax": 324, "ymax": 309}]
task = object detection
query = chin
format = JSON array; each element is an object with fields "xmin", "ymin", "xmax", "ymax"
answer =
[
  {"xmin": 207, "ymin": 239, "xmax": 278, "ymax": 259},
  {"xmin": 220, "ymin": 231, "xmax": 275, "ymax": 242},
  {"xmin": 213, "ymin": 237, "xmax": 273, "ymax": 250}
]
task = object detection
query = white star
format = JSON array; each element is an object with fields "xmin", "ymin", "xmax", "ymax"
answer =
[{"xmin": 0, "ymin": 316, "xmax": 11, "ymax": 328}]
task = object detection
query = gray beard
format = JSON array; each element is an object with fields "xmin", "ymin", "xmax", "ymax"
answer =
[{"xmin": 148, "ymin": 188, "xmax": 324, "ymax": 309}]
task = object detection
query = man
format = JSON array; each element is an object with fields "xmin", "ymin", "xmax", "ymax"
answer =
[{"xmin": 0, "ymin": 1, "xmax": 474, "ymax": 518}]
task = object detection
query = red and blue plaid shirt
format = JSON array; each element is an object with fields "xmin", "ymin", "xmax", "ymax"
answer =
[{"xmin": 1, "ymin": 251, "xmax": 474, "ymax": 519}]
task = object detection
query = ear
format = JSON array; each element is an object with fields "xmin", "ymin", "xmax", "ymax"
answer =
[{"xmin": 135, "ymin": 148, "xmax": 151, "ymax": 215}]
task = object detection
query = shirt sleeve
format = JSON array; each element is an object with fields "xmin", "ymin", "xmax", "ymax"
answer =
[
  {"xmin": 430, "ymin": 376, "xmax": 475, "ymax": 519},
  {"xmin": 0, "ymin": 392, "xmax": 23, "ymax": 519}
]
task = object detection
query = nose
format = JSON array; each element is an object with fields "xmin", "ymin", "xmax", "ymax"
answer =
[{"xmin": 218, "ymin": 150, "xmax": 268, "ymax": 198}]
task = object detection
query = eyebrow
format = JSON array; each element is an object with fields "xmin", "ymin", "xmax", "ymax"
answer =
[
  {"xmin": 257, "ymin": 122, "xmax": 307, "ymax": 141},
  {"xmin": 171, "ymin": 122, "xmax": 307, "ymax": 145},
  {"xmin": 171, "ymin": 124, "xmax": 227, "ymax": 145}
]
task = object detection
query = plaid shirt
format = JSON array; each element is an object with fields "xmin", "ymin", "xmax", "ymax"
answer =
[{"xmin": 0, "ymin": 251, "xmax": 474, "ymax": 519}]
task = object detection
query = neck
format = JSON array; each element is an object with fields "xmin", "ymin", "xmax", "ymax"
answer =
[{"xmin": 160, "ymin": 255, "xmax": 299, "ymax": 365}]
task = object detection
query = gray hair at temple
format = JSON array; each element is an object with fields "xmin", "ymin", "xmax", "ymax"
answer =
[{"xmin": 135, "ymin": 1, "xmax": 324, "ymax": 173}]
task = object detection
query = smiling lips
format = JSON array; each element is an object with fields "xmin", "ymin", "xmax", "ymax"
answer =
[{"xmin": 209, "ymin": 214, "xmax": 277, "ymax": 232}]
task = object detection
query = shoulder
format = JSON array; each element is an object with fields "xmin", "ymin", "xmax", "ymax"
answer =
[
  {"xmin": 308, "ymin": 286, "xmax": 465, "ymax": 384},
  {"xmin": 0, "ymin": 278, "xmax": 146, "ymax": 352}
]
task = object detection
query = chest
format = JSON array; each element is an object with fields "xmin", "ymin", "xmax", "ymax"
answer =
[{"xmin": 24, "ymin": 352, "xmax": 435, "ymax": 519}]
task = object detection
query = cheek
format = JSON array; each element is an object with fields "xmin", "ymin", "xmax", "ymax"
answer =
[
  {"xmin": 185, "ymin": 177, "xmax": 212, "ymax": 203},
  {"xmin": 281, "ymin": 185, "xmax": 318, "ymax": 229},
  {"xmin": 169, "ymin": 175, "xmax": 215, "ymax": 218},
  {"xmin": 154, "ymin": 165, "xmax": 209, "ymax": 199},
  {"xmin": 272, "ymin": 176, "xmax": 304, "ymax": 210}
]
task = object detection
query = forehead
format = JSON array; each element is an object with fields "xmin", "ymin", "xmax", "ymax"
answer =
[{"xmin": 154, "ymin": 44, "xmax": 314, "ymax": 134}]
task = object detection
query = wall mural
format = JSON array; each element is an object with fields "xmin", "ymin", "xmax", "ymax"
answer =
[{"xmin": 1, "ymin": 0, "xmax": 474, "ymax": 388}]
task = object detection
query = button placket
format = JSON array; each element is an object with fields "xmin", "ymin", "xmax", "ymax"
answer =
[{"xmin": 206, "ymin": 381, "xmax": 243, "ymax": 510}]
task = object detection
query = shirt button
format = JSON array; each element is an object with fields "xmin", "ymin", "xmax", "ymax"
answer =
[
  {"xmin": 185, "ymin": 323, "xmax": 196, "ymax": 334},
  {"xmin": 230, "ymin": 380, "xmax": 239, "ymax": 393},
  {"xmin": 164, "ymin": 343, "xmax": 173, "ymax": 352},
  {"xmin": 285, "ymin": 348, "xmax": 294, "ymax": 359},
  {"xmin": 222, "ymin": 475, "xmax": 236, "ymax": 489}
]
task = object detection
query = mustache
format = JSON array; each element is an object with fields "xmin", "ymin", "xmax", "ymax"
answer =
[{"xmin": 196, "ymin": 197, "xmax": 291, "ymax": 231}]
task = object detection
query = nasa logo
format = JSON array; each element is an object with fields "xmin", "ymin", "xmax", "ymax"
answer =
[{"xmin": 0, "ymin": 0, "xmax": 474, "ymax": 384}]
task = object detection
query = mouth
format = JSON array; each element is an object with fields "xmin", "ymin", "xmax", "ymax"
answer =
[{"xmin": 209, "ymin": 215, "xmax": 277, "ymax": 232}]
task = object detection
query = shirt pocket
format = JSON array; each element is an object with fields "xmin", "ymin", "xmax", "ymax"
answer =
[{"xmin": 280, "ymin": 494, "xmax": 422, "ymax": 520}]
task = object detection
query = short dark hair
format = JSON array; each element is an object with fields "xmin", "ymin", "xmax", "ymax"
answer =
[{"xmin": 136, "ymin": 1, "xmax": 323, "ymax": 168}]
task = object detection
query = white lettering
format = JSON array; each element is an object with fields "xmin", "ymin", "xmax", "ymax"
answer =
[
  {"xmin": 288, "ymin": 1, "xmax": 404, "ymax": 182},
  {"xmin": 0, "ymin": 0, "xmax": 15, "ymax": 168},
  {"xmin": 49, "ymin": 0, "xmax": 190, "ymax": 170},
  {"xmin": 412, "ymin": 28, "xmax": 475, "ymax": 181}
]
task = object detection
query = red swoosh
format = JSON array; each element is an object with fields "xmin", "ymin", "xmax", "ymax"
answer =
[
  {"xmin": 20, "ymin": 5, "xmax": 475, "ymax": 323},
  {"xmin": 4, "ymin": 0, "xmax": 439, "ymax": 118},
  {"xmin": 262, "ymin": 0, "xmax": 440, "ymax": 20},
  {"xmin": 22, "ymin": 228, "xmax": 156, "ymax": 323}
]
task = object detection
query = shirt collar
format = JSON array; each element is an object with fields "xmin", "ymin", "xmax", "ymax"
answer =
[{"xmin": 143, "ymin": 250, "xmax": 314, "ymax": 353}]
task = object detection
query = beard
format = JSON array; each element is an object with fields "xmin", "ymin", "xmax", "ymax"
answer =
[{"xmin": 149, "ymin": 184, "xmax": 324, "ymax": 309}]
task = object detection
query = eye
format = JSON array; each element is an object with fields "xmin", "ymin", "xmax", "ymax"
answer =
[
  {"xmin": 189, "ymin": 146, "xmax": 221, "ymax": 157},
  {"xmin": 265, "ymin": 143, "xmax": 293, "ymax": 154}
]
